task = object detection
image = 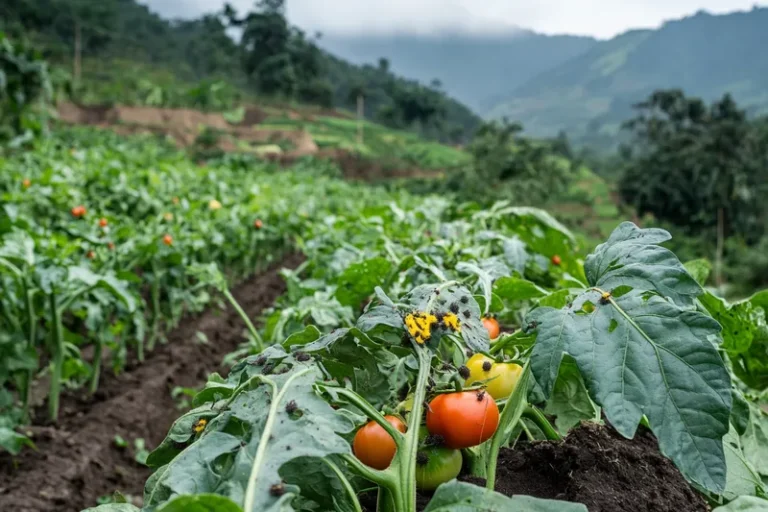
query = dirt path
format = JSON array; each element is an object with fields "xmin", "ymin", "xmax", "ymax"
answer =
[{"xmin": 0, "ymin": 254, "xmax": 302, "ymax": 512}]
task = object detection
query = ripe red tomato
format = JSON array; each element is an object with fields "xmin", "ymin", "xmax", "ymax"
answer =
[
  {"xmin": 551, "ymin": 254, "xmax": 562, "ymax": 266},
  {"xmin": 99, "ymin": 218, "xmax": 108, "ymax": 228},
  {"xmin": 426, "ymin": 391, "xmax": 499, "ymax": 449},
  {"xmin": 71, "ymin": 205, "xmax": 86, "ymax": 218},
  {"xmin": 162, "ymin": 234, "xmax": 173, "ymax": 246},
  {"xmin": 86, "ymin": 251, "xmax": 95, "ymax": 260},
  {"xmin": 353, "ymin": 415, "xmax": 406, "ymax": 469},
  {"xmin": 254, "ymin": 219, "xmax": 263, "ymax": 229},
  {"xmin": 481, "ymin": 316, "xmax": 500, "ymax": 339},
  {"xmin": 22, "ymin": 178, "xmax": 31, "ymax": 189}
]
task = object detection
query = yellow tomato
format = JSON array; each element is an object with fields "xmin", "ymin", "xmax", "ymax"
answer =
[{"xmin": 464, "ymin": 354, "xmax": 523, "ymax": 400}]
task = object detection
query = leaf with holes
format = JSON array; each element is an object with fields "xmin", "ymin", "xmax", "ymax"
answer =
[{"xmin": 144, "ymin": 356, "xmax": 354, "ymax": 512}]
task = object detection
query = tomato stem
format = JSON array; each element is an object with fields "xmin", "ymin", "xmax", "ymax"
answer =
[
  {"xmin": 48, "ymin": 292, "xmax": 63, "ymax": 422},
  {"xmin": 486, "ymin": 362, "xmax": 531, "ymax": 491},
  {"xmin": 320, "ymin": 457, "xmax": 363, "ymax": 512},
  {"xmin": 522, "ymin": 405, "xmax": 562, "ymax": 441},
  {"xmin": 223, "ymin": 288, "xmax": 264, "ymax": 352}
]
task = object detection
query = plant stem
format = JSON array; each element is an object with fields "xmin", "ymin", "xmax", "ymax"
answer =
[
  {"xmin": 320, "ymin": 457, "xmax": 363, "ymax": 512},
  {"xmin": 243, "ymin": 369, "xmax": 311, "ymax": 512},
  {"xmin": 21, "ymin": 284, "xmax": 36, "ymax": 422},
  {"xmin": 486, "ymin": 363, "xmax": 531, "ymax": 491},
  {"xmin": 223, "ymin": 288, "xmax": 264, "ymax": 352},
  {"xmin": 147, "ymin": 264, "xmax": 161, "ymax": 353},
  {"xmin": 322, "ymin": 387, "xmax": 404, "ymax": 446},
  {"xmin": 522, "ymin": 405, "xmax": 562, "ymax": 441},
  {"xmin": 89, "ymin": 338, "xmax": 103, "ymax": 394},
  {"xmin": 396, "ymin": 346, "xmax": 433, "ymax": 512},
  {"xmin": 48, "ymin": 292, "xmax": 63, "ymax": 422}
]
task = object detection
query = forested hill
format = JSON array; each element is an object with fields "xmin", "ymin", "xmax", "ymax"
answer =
[
  {"xmin": 0, "ymin": 0, "xmax": 481, "ymax": 142},
  {"xmin": 486, "ymin": 7, "xmax": 768, "ymax": 145},
  {"xmin": 319, "ymin": 32, "xmax": 597, "ymax": 112}
]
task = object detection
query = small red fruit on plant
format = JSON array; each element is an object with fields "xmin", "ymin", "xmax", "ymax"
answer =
[
  {"xmin": 99, "ymin": 218, "xmax": 108, "ymax": 228},
  {"xmin": 22, "ymin": 178, "xmax": 31, "ymax": 189},
  {"xmin": 162, "ymin": 234, "xmax": 173, "ymax": 246},
  {"xmin": 482, "ymin": 316, "xmax": 500, "ymax": 339},
  {"xmin": 254, "ymin": 219, "xmax": 263, "ymax": 229},
  {"xmin": 71, "ymin": 205, "xmax": 86, "ymax": 218},
  {"xmin": 107, "ymin": 242, "xmax": 115, "ymax": 250},
  {"xmin": 426, "ymin": 390, "xmax": 499, "ymax": 449},
  {"xmin": 353, "ymin": 415, "xmax": 406, "ymax": 469},
  {"xmin": 551, "ymin": 255, "xmax": 562, "ymax": 266},
  {"xmin": 86, "ymin": 251, "xmax": 95, "ymax": 260}
]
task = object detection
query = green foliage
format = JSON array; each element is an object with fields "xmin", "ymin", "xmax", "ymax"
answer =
[
  {"xmin": 0, "ymin": 32, "xmax": 52, "ymax": 146},
  {"xmin": 619, "ymin": 90, "xmax": 768, "ymax": 242},
  {"xmin": 529, "ymin": 223, "xmax": 731, "ymax": 493},
  {"xmin": 423, "ymin": 481, "xmax": 588, "ymax": 511},
  {"xmin": 441, "ymin": 121, "xmax": 576, "ymax": 205}
]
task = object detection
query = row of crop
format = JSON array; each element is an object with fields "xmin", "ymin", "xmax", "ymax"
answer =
[
  {"xmin": 89, "ymin": 172, "xmax": 768, "ymax": 512},
  {"xmin": 0, "ymin": 127, "xmax": 415, "ymax": 450}
]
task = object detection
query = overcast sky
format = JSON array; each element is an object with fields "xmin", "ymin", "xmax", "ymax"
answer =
[{"xmin": 143, "ymin": 0, "xmax": 765, "ymax": 39}]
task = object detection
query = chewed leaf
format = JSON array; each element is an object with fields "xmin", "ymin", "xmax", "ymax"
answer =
[
  {"xmin": 585, "ymin": 222, "xmax": 702, "ymax": 307},
  {"xmin": 529, "ymin": 288, "xmax": 730, "ymax": 493},
  {"xmin": 144, "ymin": 358, "xmax": 354, "ymax": 512},
  {"xmin": 404, "ymin": 283, "xmax": 489, "ymax": 352}
]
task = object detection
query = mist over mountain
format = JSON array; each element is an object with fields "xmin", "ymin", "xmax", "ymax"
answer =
[{"xmin": 318, "ymin": 32, "xmax": 597, "ymax": 112}]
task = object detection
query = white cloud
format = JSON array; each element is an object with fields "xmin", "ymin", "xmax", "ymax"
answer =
[{"xmin": 143, "ymin": 0, "xmax": 767, "ymax": 39}]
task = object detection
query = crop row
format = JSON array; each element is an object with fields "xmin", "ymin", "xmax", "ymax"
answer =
[{"xmin": 77, "ymin": 128, "xmax": 768, "ymax": 511}]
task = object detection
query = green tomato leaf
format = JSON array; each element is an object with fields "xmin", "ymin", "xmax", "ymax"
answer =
[
  {"xmin": 0, "ymin": 427, "xmax": 34, "ymax": 455},
  {"xmin": 543, "ymin": 356, "xmax": 597, "ymax": 434},
  {"xmin": 145, "ymin": 358, "xmax": 354, "ymax": 512},
  {"xmin": 424, "ymin": 481, "xmax": 587, "ymax": 511},
  {"xmin": 529, "ymin": 223, "xmax": 731, "ymax": 494},
  {"xmin": 282, "ymin": 325, "xmax": 322, "ymax": 349},
  {"xmin": 712, "ymin": 496, "xmax": 768, "ymax": 511},
  {"xmin": 741, "ymin": 403, "xmax": 768, "ymax": 479},
  {"xmin": 334, "ymin": 257, "xmax": 392, "ymax": 308},
  {"xmin": 585, "ymin": 222, "xmax": 702, "ymax": 307},
  {"xmin": 699, "ymin": 292, "xmax": 761, "ymax": 354},
  {"xmin": 493, "ymin": 276, "xmax": 548, "ymax": 302},
  {"xmin": 723, "ymin": 426, "xmax": 766, "ymax": 501},
  {"xmin": 684, "ymin": 259, "xmax": 712, "ymax": 286},
  {"xmin": 156, "ymin": 494, "xmax": 242, "ymax": 512},
  {"xmin": 731, "ymin": 389, "xmax": 751, "ymax": 436},
  {"xmin": 456, "ymin": 262, "xmax": 494, "ymax": 315}
]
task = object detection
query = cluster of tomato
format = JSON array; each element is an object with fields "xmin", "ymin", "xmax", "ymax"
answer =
[{"xmin": 352, "ymin": 316, "xmax": 524, "ymax": 490}]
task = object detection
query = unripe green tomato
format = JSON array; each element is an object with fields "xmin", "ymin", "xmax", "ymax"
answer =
[{"xmin": 415, "ymin": 446, "xmax": 463, "ymax": 491}]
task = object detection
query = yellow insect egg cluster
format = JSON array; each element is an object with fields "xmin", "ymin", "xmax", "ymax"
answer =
[
  {"xmin": 442, "ymin": 313, "xmax": 461, "ymax": 332},
  {"xmin": 405, "ymin": 310, "xmax": 462, "ymax": 344},
  {"xmin": 405, "ymin": 312, "xmax": 438, "ymax": 344}
]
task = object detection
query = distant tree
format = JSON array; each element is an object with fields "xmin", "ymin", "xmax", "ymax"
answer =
[{"xmin": 377, "ymin": 57, "xmax": 390, "ymax": 74}]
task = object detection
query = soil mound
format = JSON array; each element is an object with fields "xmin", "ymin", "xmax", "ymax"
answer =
[{"xmin": 463, "ymin": 422, "xmax": 708, "ymax": 512}]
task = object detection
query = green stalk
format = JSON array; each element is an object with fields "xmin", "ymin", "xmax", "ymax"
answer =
[
  {"xmin": 393, "ymin": 346, "xmax": 433, "ymax": 512},
  {"xmin": 522, "ymin": 405, "xmax": 562, "ymax": 441},
  {"xmin": 320, "ymin": 458, "xmax": 363, "ymax": 512},
  {"xmin": 223, "ymin": 288, "xmax": 264, "ymax": 352},
  {"xmin": 486, "ymin": 362, "xmax": 531, "ymax": 491},
  {"xmin": 243, "ymin": 369, "xmax": 311, "ymax": 512},
  {"xmin": 89, "ymin": 337, "xmax": 103, "ymax": 394},
  {"xmin": 21, "ymin": 284, "xmax": 36, "ymax": 422},
  {"xmin": 48, "ymin": 292, "xmax": 63, "ymax": 422},
  {"xmin": 147, "ymin": 264, "xmax": 161, "ymax": 353}
]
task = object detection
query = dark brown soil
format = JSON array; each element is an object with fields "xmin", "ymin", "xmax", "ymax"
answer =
[
  {"xmin": 361, "ymin": 423, "xmax": 708, "ymax": 512},
  {"xmin": 462, "ymin": 423, "xmax": 709, "ymax": 512},
  {"xmin": 0, "ymin": 254, "xmax": 302, "ymax": 512}
]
